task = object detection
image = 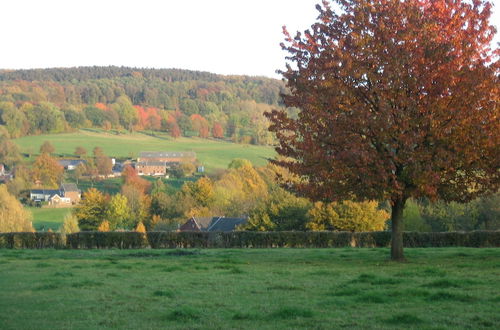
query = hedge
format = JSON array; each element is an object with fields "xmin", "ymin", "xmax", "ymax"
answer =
[
  {"xmin": 0, "ymin": 231, "xmax": 498, "ymax": 249},
  {"xmin": 0, "ymin": 232, "xmax": 65, "ymax": 249}
]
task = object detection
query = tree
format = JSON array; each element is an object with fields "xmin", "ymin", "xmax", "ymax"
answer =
[
  {"xmin": 0, "ymin": 137, "xmax": 22, "ymax": 167},
  {"xmin": 95, "ymin": 155, "xmax": 113, "ymax": 177},
  {"xmin": 212, "ymin": 122, "xmax": 224, "ymax": 139},
  {"xmin": 73, "ymin": 188, "xmax": 107, "ymax": 230},
  {"xmin": 60, "ymin": 214, "xmax": 80, "ymax": 235},
  {"xmin": 0, "ymin": 184, "xmax": 34, "ymax": 232},
  {"xmin": 31, "ymin": 153, "xmax": 64, "ymax": 187},
  {"xmin": 74, "ymin": 146, "xmax": 87, "ymax": 158},
  {"xmin": 267, "ymin": 0, "xmax": 499, "ymax": 260},
  {"xmin": 39, "ymin": 141, "xmax": 55, "ymax": 155},
  {"xmin": 105, "ymin": 193, "xmax": 131, "ymax": 230}
]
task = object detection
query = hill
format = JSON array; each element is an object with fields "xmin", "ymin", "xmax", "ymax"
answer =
[
  {"xmin": 0, "ymin": 66, "xmax": 287, "ymax": 145},
  {"xmin": 14, "ymin": 129, "xmax": 275, "ymax": 172}
]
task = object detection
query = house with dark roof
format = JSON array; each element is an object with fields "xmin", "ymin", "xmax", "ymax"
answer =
[
  {"xmin": 30, "ymin": 183, "xmax": 81, "ymax": 206},
  {"xmin": 179, "ymin": 216, "xmax": 247, "ymax": 232}
]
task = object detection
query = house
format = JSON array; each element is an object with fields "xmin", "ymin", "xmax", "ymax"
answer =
[
  {"xmin": 0, "ymin": 163, "xmax": 5, "ymax": 176},
  {"xmin": 179, "ymin": 216, "xmax": 248, "ymax": 232},
  {"xmin": 136, "ymin": 151, "xmax": 197, "ymax": 176},
  {"xmin": 30, "ymin": 183, "xmax": 81, "ymax": 206},
  {"xmin": 58, "ymin": 159, "xmax": 87, "ymax": 170}
]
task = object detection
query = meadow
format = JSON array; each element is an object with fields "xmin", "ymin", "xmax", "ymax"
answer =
[
  {"xmin": 14, "ymin": 129, "xmax": 275, "ymax": 172},
  {"xmin": 26, "ymin": 207, "xmax": 72, "ymax": 231},
  {"xmin": 0, "ymin": 248, "xmax": 498, "ymax": 329}
]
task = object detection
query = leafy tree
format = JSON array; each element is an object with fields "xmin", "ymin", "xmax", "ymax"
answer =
[
  {"xmin": 39, "ymin": 141, "xmax": 55, "ymax": 155},
  {"xmin": 0, "ymin": 137, "xmax": 22, "ymax": 167},
  {"xmin": 212, "ymin": 122, "xmax": 224, "ymax": 138},
  {"xmin": 73, "ymin": 188, "xmax": 107, "ymax": 230},
  {"xmin": 267, "ymin": 0, "xmax": 499, "ymax": 260},
  {"xmin": 97, "ymin": 220, "xmax": 110, "ymax": 232},
  {"xmin": 59, "ymin": 214, "xmax": 80, "ymax": 235},
  {"xmin": 170, "ymin": 162, "xmax": 196, "ymax": 178},
  {"xmin": 135, "ymin": 222, "xmax": 146, "ymax": 233},
  {"xmin": 306, "ymin": 202, "xmax": 338, "ymax": 231},
  {"xmin": 74, "ymin": 146, "xmax": 87, "ymax": 158},
  {"xmin": 95, "ymin": 155, "xmax": 113, "ymax": 177},
  {"xmin": 0, "ymin": 184, "xmax": 33, "ymax": 232},
  {"xmin": 31, "ymin": 153, "xmax": 64, "ymax": 187},
  {"xmin": 105, "ymin": 193, "xmax": 130, "ymax": 230}
]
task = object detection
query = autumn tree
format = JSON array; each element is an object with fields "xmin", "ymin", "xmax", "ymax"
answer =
[
  {"xmin": 212, "ymin": 122, "xmax": 224, "ymax": 139},
  {"xmin": 31, "ymin": 153, "xmax": 64, "ymax": 187},
  {"xmin": 105, "ymin": 193, "xmax": 131, "ymax": 229},
  {"xmin": 39, "ymin": 141, "xmax": 55, "ymax": 155},
  {"xmin": 74, "ymin": 146, "xmax": 87, "ymax": 158},
  {"xmin": 267, "ymin": 0, "xmax": 499, "ymax": 260},
  {"xmin": 73, "ymin": 188, "xmax": 107, "ymax": 230},
  {"xmin": 0, "ymin": 184, "xmax": 34, "ymax": 232}
]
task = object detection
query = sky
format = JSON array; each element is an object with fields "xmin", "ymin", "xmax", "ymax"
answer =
[{"xmin": 0, "ymin": 0, "xmax": 499, "ymax": 78}]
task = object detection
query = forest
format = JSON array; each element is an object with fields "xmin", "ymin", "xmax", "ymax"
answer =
[{"xmin": 0, "ymin": 66, "xmax": 288, "ymax": 144}]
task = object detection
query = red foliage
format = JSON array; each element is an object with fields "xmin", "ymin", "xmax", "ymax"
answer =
[
  {"xmin": 95, "ymin": 103, "xmax": 109, "ymax": 111},
  {"xmin": 212, "ymin": 122, "xmax": 224, "ymax": 138},
  {"xmin": 267, "ymin": 0, "xmax": 499, "ymax": 260},
  {"xmin": 190, "ymin": 114, "xmax": 210, "ymax": 138},
  {"xmin": 121, "ymin": 164, "xmax": 151, "ymax": 193}
]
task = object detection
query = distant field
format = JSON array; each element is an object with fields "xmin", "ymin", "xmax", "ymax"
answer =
[
  {"xmin": 0, "ymin": 248, "xmax": 498, "ymax": 329},
  {"xmin": 14, "ymin": 129, "xmax": 275, "ymax": 172},
  {"xmin": 26, "ymin": 207, "xmax": 71, "ymax": 231}
]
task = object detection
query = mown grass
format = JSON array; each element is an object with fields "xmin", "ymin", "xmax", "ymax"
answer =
[
  {"xmin": 0, "ymin": 248, "xmax": 498, "ymax": 329},
  {"xmin": 26, "ymin": 206, "xmax": 72, "ymax": 231},
  {"xmin": 14, "ymin": 129, "xmax": 275, "ymax": 172}
]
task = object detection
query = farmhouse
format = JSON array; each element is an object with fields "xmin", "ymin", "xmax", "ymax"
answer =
[
  {"xmin": 30, "ymin": 183, "xmax": 81, "ymax": 206},
  {"xmin": 136, "ymin": 151, "xmax": 197, "ymax": 176},
  {"xmin": 180, "ymin": 216, "xmax": 248, "ymax": 232}
]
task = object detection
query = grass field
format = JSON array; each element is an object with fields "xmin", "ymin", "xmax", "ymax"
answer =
[
  {"xmin": 14, "ymin": 129, "xmax": 275, "ymax": 172},
  {"xmin": 0, "ymin": 248, "xmax": 498, "ymax": 329},
  {"xmin": 26, "ymin": 207, "xmax": 72, "ymax": 231}
]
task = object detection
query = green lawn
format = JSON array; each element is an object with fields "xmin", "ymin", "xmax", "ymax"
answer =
[
  {"xmin": 27, "ymin": 207, "xmax": 72, "ymax": 231},
  {"xmin": 0, "ymin": 248, "xmax": 498, "ymax": 329},
  {"xmin": 14, "ymin": 129, "xmax": 275, "ymax": 172}
]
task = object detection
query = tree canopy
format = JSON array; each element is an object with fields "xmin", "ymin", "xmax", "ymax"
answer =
[{"xmin": 267, "ymin": 0, "xmax": 499, "ymax": 260}]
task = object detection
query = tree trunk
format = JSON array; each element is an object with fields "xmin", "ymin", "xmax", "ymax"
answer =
[{"xmin": 391, "ymin": 197, "xmax": 406, "ymax": 261}]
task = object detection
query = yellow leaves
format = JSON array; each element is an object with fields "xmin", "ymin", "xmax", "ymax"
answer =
[{"xmin": 0, "ymin": 184, "xmax": 34, "ymax": 232}]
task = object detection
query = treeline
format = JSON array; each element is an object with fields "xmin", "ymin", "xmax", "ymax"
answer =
[{"xmin": 0, "ymin": 66, "xmax": 286, "ymax": 144}]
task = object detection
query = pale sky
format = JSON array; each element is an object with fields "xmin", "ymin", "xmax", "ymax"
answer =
[{"xmin": 0, "ymin": 0, "xmax": 499, "ymax": 78}]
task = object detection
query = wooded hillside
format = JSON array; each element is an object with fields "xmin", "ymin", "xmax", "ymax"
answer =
[{"xmin": 0, "ymin": 66, "xmax": 287, "ymax": 144}]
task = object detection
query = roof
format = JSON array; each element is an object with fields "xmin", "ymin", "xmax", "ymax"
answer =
[
  {"xmin": 193, "ymin": 217, "xmax": 214, "ymax": 230},
  {"xmin": 207, "ymin": 217, "xmax": 248, "ymax": 232},
  {"xmin": 136, "ymin": 161, "xmax": 168, "ymax": 167},
  {"xmin": 30, "ymin": 189, "xmax": 60, "ymax": 196},
  {"xmin": 58, "ymin": 159, "xmax": 86, "ymax": 167},
  {"xmin": 61, "ymin": 183, "xmax": 79, "ymax": 192},
  {"xmin": 139, "ymin": 151, "xmax": 196, "ymax": 159}
]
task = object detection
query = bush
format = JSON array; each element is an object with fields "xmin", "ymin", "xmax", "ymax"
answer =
[
  {"xmin": 0, "ymin": 232, "xmax": 65, "ymax": 248},
  {"xmin": 66, "ymin": 232, "xmax": 148, "ymax": 249},
  {"xmin": 0, "ymin": 230, "xmax": 498, "ymax": 249}
]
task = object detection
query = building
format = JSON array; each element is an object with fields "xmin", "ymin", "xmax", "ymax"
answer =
[
  {"xmin": 0, "ymin": 163, "xmax": 5, "ymax": 176},
  {"xmin": 30, "ymin": 183, "xmax": 81, "ymax": 206},
  {"xmin": 180, "ymin": 216, "xmax": 248, "ymax": 232},
  {"xmin": 138, "ymin": 151, "xmax": 196, "ymax": 163},
  {"xmin": 58, "ymin": 159, "xmax": 87, "ymax": 170},
  {"xmin": 136, "ymin": 151, "xmax": 197, "ymax": 176}
]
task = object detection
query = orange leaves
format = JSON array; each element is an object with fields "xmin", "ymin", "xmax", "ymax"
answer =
[{"xmin": 269, "ymin": 0, "xmax": 499, "ymax": 204}]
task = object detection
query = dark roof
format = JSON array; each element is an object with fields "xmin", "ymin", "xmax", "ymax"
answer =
[
  {"xmin": 139, "ymin": 151, "xmax": 196, "ymax": 159},
  {"xmin": 30, "ymin": 189, "xmax": 60, "ymax": 196},
  {"xmin": 207, "ymin": 217, "xmax": 247, "ymax": 232},
  {"xmin": 194, "ymin": 217, "xmax": 214, "ymax": 230},
  {"xmin": 61, "ymin": 183, "xmax": 79, "ymax": 192}
]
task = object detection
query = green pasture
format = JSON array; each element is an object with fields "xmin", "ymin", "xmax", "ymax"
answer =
[
  {"xmin": 14, "ymin": 129, "xmax": 275, "ymax": 172},
  {"xmin": 0, "ymin": 248, "xmax": 498, "ymax": 329},
  {"xmin": 26, "ymin": 207, "xmax": 71, "ymax": 231}
]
